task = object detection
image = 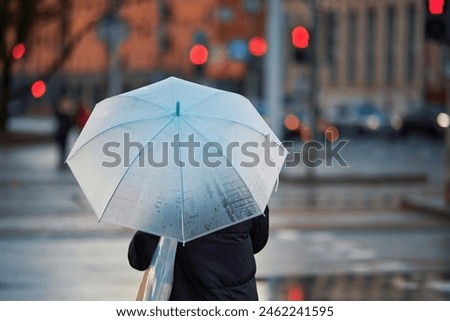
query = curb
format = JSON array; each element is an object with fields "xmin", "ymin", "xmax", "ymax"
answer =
[
  {"xmin": 280, "ymin": 173, "xmax": 428, "ymax": 185},
  {"xmin": 401, "ymin": 197, "xmax": 450, "ymax": 219},
  {"xmin": 0, "ymin": 132, "xmax": 53, "ymax": 146},
  {"xmin": 269, "ymin": 218, "xmax": 447, "ymax": 232}
]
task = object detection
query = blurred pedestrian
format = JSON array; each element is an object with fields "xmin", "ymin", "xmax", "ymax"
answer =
[
  {"xmin": 54, "ymin": 96, "xmax": 75, "ymax": 168},
  {"xmin": 128, "ymin": 206, "xmax": 269, "ymax": 301},
  {"xmin": 75, "ymin": 99, "xmax": 92, "ymax": 130}
]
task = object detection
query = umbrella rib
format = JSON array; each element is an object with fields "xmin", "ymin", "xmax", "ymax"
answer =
[
  {"xmin": 181, "ymin": 119, "xmax": 265, "ymax": 214},
  {"xmin": 97, "ymin": 116, "xmax": 176, "ymax": 223},
  {"xmin": 175, "ymin": 117, "xmax": 186, "ymax": 244},
  {"xmin": 184, "ymin": 113, "xmax": 284, "ymax": 148},
  {"xmin": 67, "ymin": 115, "xmax": 171, "ymax": 161},
  {"xmin": 120, "ymin": 95, "xmax": 172, "ymax": 113},
  {"xmin": 181, "ymin": 92, "xmax": 225, "ymax": 113},
  {"xmin": 171, "ymin": 78, "xmax": 186, "ymax": 243}
]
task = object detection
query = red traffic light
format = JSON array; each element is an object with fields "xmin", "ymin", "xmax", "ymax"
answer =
[
  {"xmin": 31, "ymin": 80, "xmax": 46, "ymax": 98},
  {"xmin": 291, "ymin": 26, "xmax": 310, "ymax": 49},
  {"xmin": 248, "ymin": 36, "xmax": 267, "ymax": 57},
  {"xmin": 189, "ymin": 44, "xmax": 208, "ymax": 65},
  {"xmin": 287, "ymin": 285, "xmax": 305, "ymax": 301},
  {"xmin": 12, "ymin": 43, "xmax": 26, "ymax": 60},
  {"xmin": 429, "ymin": 0, "xmax": 445, "ymax": 15}
]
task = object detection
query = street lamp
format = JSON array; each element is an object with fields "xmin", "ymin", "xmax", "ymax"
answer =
[{"xmin": 96, "ymin": 9, "xmax": 129, "ymax": 97}]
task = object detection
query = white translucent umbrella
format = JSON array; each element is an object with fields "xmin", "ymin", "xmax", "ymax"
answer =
[{"xmin": 67, "ymin": 77, "xmax": 286, "ymax": 243}]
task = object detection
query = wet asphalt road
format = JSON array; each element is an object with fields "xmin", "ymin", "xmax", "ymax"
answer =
[{"xmin": 0, "ymin": 133, "xmax": 449, "ymax": 300}]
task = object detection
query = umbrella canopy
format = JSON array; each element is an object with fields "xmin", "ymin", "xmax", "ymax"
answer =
[{"xmin": 67, "ymin": 77, "xmax": 286, "ymax": 243}]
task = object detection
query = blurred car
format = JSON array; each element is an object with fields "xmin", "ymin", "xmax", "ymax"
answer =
[
  {"xmin": 282, "ymin": 110, "xmax": 310, "ymax": 141},
  {"xmin": 283, "ymin": 110, "xmax": 339, "ymax": 143},
  {"xmin": 400, "ymin": 104, "xmax": 449, "ymax": 138},
  {"xmin": 325, "ymin": 102, "xmax": 397, "ymax": 136}
]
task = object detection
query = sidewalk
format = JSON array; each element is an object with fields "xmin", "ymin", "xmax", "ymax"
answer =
[
  {"xmin": 7, "ymin": 115, "xmax": 56, "ymax": 135},
  {"xmin": 0, "ymin": 116, "xmax": 55, "ymax": 145}
]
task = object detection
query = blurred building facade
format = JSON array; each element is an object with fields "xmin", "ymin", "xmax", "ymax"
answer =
[
  {"xmin": 10, "ymin": 0, "xmax": 265, "ymax": 110},
  {"xmin": 9, "ymin": 0, "xmax": 446, "ymax": 117},
  {"xmin": 284, "ymin": 0, "xmax": 446, "ymax": 118}
]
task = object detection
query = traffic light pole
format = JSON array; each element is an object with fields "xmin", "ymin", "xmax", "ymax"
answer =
[
  {"xmin": 305, "ymin": 0, "xmax": 319, "ymax": 184},
  {"xmin": 445, "ymin": 44, "xmax": 450, "ymax": 205},
  {"xmin": 264, "ymin": 0, "xmax": 284, "ymax": 139},
  {"xmin": 425, "ymin": 1, "xmax": 450, "ymax": 205},
  {"xmin": 308, "ymin": 0, "xmax": 319, "ymax": 144}
]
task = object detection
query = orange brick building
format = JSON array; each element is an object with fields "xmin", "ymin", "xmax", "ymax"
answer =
[
  {"xmin": 11, "ymin": 0, "xmax": 265, "ymax": 107},
  {"xmin": 10, "ymin": 0, "xmax": 445, "ymax": 118}
]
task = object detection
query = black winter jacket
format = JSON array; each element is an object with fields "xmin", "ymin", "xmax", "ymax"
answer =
[{"xmin": 128, "ymin": 206, "xmax": 269, "ymax": 301}]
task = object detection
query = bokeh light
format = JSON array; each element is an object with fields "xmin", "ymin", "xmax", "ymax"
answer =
[
  {"xmin": 287, "ymin": 285, "xmax": 305, "ymax": 301},
  {"xmin": 291, "ymin": 26, "xmax": 310, "ymax": 49},
  {"xmin": 31, "ymin": 80, "xmax": 46, "ymax": 98},
  {"xmin": 436, "ymin": 112, "xmax": 450, "ymax": 128},
  {"xmin": 325, "ymin": 125, "xmax": 339, "ymax": 142},
  {"xmin": 284, "ymin": 114, "xmax": 300, "ymax": 131},
  {"xmin": 248, "ymin": 36, "xmax": 267, "ymax": 57},
  {"xmin": 366, "ymin": 115, "xmax": 380, "ymax": 130},
  {"xmin": 12, "ymin": 43, "xmax": 26, "ymax": 60},
  {"xmin": 300, "ymin": 126, "xmax": 312, "ymax": 142},
  {"xmin": 428, "ymin": 0, "xmax": 445, "ymax": 14},
  {"xmin": 189, "ymin": 44, "xmax": 209, "ymax": 65},
  {"xmin": 390, "ymin": 114, "xmax": 403, "ymax": 130}
]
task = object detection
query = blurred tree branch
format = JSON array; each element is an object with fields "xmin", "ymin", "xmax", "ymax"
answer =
[
  {"xmin": 0, "ymin": 0, "xmax": 38, "ymax": 132},
  {"xmin": 0, "ymin": 0, "xmax": 106, "ymax": 133}
]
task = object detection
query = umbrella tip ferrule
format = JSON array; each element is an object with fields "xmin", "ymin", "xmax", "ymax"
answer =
[{"xmin": 176, "ymin": 101, "xmax": 180, "ymax": 116}]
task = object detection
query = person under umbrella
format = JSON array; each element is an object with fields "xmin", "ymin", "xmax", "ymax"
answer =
[
  {"xmin": 128, "ymin": 206, "xmax": 269, "ymax": 301},
  {"xmin": 66, "ymin": 77, "xmax": 286, "ymax": 300}
]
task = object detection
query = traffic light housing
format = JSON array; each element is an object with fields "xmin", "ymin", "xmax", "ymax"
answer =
[
  {"xmin": 293, "ymin": 48, "xmax": 309, "ymax": 63},
  {"xmin": 291, "ymin": 26, "xmax": 310, "ymax": 64},
  {"xmin": 425, "ymin": 0, "xmax": 450, "ymax": 44},
  {"xmin": 189, "ymin": 44, "xmax": 208, "ymax": 77},
  {"xmin": 190, "ymin": 31, "xmax": 209, "ymax": 78}
]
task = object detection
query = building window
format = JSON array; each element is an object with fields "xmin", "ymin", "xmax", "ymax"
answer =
[
  {"xmin": 386, "ymin": 6, "xmax": 396, "ymax": 85},
  {"xmin": 325, "ymin": 11, "xmax": 338, "ymax": 85},
  {"xmin": 347, "ymin": 10, "xmax": 357, "ymax": 85},
  {"xmin": 405, "ymin": 4, "xmax": 416, "ymax": 84},
  {"xmin": 365, "ymin": 8, "xmax": 376, "ymax": 85}
]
